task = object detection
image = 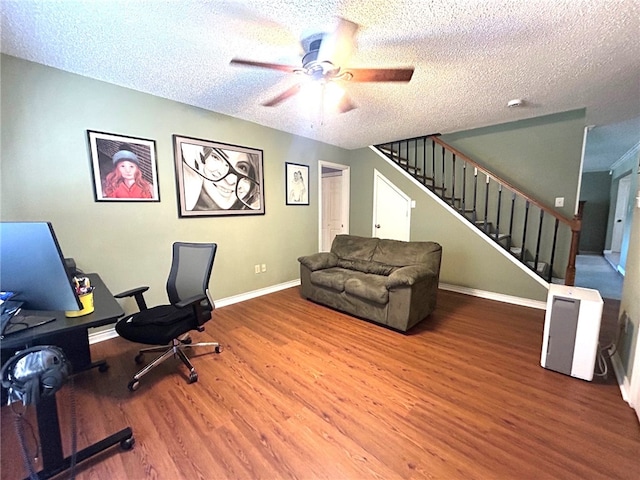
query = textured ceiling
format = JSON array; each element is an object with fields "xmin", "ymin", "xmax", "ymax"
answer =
[{"xmin": 2, "ymin": 0, "xmax": 639, "ymax": 171}]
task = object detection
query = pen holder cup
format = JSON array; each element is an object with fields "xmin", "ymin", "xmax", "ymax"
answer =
[{"xmin": 65, "ymin": 291, "xmax": 95, "ymax": 317}]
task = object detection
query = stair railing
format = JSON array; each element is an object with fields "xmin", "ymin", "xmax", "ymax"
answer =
[{"xmin": 374, "ymin": 135, "xmax": 581, "ymax": 285}]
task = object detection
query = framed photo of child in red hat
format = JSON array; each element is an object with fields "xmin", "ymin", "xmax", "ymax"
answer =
[{"xmin": 88, "ymin": 130, "xmax": 160, "ymax": 202}]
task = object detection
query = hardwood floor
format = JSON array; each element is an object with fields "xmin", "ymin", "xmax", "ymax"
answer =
[{"xmin": 2, "ymin": 288, "xmax": 638, "ymax": 479}]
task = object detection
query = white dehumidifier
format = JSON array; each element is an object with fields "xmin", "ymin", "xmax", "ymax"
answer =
[{"xmin": 541, "ymin": 284, "xmax": 603, "ymax": 381}]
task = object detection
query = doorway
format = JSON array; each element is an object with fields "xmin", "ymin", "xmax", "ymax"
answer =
[
  {"xmin": 372, "ymin": 170, "xmax": 411, "ymax": 241},
  {"xmin": 608, "ymin": 174, "xmax": 632, "ymax": 273},
  {"xmin": 318, "ymin": 161, "xmax": 350, "ymax": 251}
]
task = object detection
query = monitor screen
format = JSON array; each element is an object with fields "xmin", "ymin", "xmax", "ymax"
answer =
[{"xmin": 0, "ymin": 222, "xmax": 82, "ymax": 311}]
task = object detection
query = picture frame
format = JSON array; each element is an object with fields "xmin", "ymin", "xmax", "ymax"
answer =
[
  {"xmin": 88, "ymin": 130, "xmax": 160, "ymax": 202},
  {"xmin": 173, "ymin": 135, "xmax": 265, "ymax": 217},
  {"xmin": 285, "ymin": 162, "xmax": 309, "ymax": 206}
]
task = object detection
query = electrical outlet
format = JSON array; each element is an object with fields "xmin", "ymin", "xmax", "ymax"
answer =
[
  {"xmin": 254, "ymin": 264, "xmax": 260, "ymax": 274},
  {"xmin": 261, "ymin": 264, "xmax": 267, "ymax": 272}
]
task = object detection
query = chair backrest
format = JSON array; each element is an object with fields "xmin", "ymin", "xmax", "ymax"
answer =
[{"xmin": 166, "ymin": 242, "xmax": 217, "ymax": 310}]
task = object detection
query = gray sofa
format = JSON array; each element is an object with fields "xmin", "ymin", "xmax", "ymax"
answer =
[{"xmin": 298, "ymin": 234, "xmax": 442, "ymax": 332}]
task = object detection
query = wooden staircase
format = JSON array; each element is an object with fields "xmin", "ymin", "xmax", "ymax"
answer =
[{"xmin": 374, "ymin": 136, "xmax": 581, "ymax": 285}]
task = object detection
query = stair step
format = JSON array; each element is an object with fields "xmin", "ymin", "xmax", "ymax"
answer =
[
  {"xmin": 527, "ymin": 261, "xmax": 549, "ymax": 275},
  {"xmin": 489, "ymin": 232, "xmax": 510, "ymax": 242}
]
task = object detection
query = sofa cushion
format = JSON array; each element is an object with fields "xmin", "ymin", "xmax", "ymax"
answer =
[
  {"xmin": 298, "ymin": 252, "xmax": 339, "ymax": 271},
  {"xmin": 331, "ymin": 235, "xmax": 379, "ymax": 262},
  {"xmin": 372, "ymin": 238, "xmax": 442, "ymax": 266},
  {"xmin": 336, "ymin": 258, "xmax": 398, "ymax": 276},
  {"xmin": 309, "ymin": 268, "xmax": 351, "ymax": 292},
  {"xmin": 344, "ymin": 272, "xmax": 389, "ymax": 304}
]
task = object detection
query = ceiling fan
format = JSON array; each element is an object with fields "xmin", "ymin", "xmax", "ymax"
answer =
[{"xmin": 230, "ymin": 17, "xmax": 415, "ymax": 113}]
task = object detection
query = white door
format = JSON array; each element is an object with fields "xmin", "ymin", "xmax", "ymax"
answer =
[
  {"xmin": 322, "ymin": 174, "xmax": 344, "ymax": 250},
  {"xmin": 319, "ymin": 161, "xmax": 350, "ymax": 251},
  {"xmin": 373, "ymin": 170, "xmax": 411, "ymax": 241},
  {"xmin": 612, "ymin": 175, "xmax": 631, "ymax": 252}
]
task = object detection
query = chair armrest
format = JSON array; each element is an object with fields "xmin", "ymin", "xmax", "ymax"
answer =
[
  {"xmin": 114, "ymin": 286, "xmax": 150, "ymax": 311},
  {"xmin": 386, "ymin": 264, "xmax": 438, "ymax": 288},
  {"xmin": 298, "ymin": 252, "xmax": 339, "ymax": 271}
]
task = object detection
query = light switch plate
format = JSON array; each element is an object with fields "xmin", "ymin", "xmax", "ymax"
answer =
[{"xmin": 555, "ymin": 197, "xmax": 564, "ymax": 207}]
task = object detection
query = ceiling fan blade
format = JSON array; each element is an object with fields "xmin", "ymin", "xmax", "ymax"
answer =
[
  {"xmin": 317, "ymin": 17, "xmax": 359, "ymax": 67},
  {"xmin": 230, "ymin": 58, "xmax": 299, "ymax": 74},
  {"xmin": 346, "ymin": 67, "xmax": 415, "ymax": 82},
  {"xmin": 262, "ymin": 84, "xmax": 302, "ymax": 107},
  {"xmin": 337, "ymin": 94, "xmax": 356, "ymax": 114}
]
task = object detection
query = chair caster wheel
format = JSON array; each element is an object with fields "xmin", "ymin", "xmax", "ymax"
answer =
[
  {"xmin": 182, "ymin": 336, "xmax": 193, "ymax": 345},
  {"xmin": 214, "ymin": 345, "xmax": 222, "ymax": 354},
  {"xmin": 98, "ymin": 363, "xmax": 109, "ymax": 373},
  {"xmin": 128, "ymin": 380, "xmax": 140, "ymax": 392},
  {"xmin": 188, "ymin": 371, "xmax": 198, "ymax": 384},
  {"xmin": 134, "ymin": 353, "xmax": 144, "ymax": 364},
  {"xmin": 120, "ymin": 436, "xmax": 135, "ymax": 450}
]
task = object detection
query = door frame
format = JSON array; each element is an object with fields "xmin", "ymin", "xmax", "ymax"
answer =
[{"xmin": 318, "ymin": 161, "xmax": 350, "ymax": 251}]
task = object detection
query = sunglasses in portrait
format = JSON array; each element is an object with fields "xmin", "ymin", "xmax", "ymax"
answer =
[{"xmin": 183, "ymin": 148, "xmax": 261, "ymax": 210}]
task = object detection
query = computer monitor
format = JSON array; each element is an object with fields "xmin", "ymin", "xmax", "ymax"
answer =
[{"xmin": 0, "ymin": 221, "xmax": 82, "ymax": 311}]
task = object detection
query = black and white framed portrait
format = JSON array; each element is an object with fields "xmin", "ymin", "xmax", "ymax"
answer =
[
  {"xmin": 88, "ymin": 130, "xmax": 160, "ymax": 202},
  {"xmin": 173, "ymin": 135, "xmax": 265, "ymax": 217},
  {"xmin": 285, "ymin": 162, "xmax": 309, "ymax": 205}
]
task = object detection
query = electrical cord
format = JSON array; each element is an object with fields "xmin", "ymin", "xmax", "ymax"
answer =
[{"xmin": 13, "ymin": 405, "xmax": 39, "ymax": 480}]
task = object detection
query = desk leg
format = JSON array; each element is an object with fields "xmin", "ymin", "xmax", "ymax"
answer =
[
  {"xmin": 36, "ymin": 395, "xmax": 64, "ymax": 473},
  {"xmin": 33, "ymin": 427, "xmax": 134, "ymax": 480},
  {"xmin": 35, "ymin": 328, "xmax": 109, "ymax": 374}
]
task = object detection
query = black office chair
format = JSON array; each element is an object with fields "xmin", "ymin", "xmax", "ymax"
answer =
[{"xmin": 114, "ymin": 242, "xmax": 221, "ymax": 391}]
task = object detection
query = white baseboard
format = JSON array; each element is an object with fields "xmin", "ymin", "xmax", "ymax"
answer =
[
  {"xmin": 88, "ymin": 279, "xmax": 301, "ymax": 345},
  {"xmin": 90, "ymin": 279, "xmax": 544, "ymax": 345},
  {"xmin": 439, "ymin": 283, "xmax": 547, "ymax": 310},
  {"xmin": 609, "ymin": 348, "xmax": 631, "ymax": 404}
]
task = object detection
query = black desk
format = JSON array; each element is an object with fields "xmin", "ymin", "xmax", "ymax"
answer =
[{"xmin": 0, "ymin": 273, "xmax": 134, "ymax": 480}]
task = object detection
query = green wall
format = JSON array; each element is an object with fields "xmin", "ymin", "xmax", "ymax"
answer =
[
  {"xmin": 0, "ymin": 54, "xmax": 348, "ymax": 311},
  {"xmin": 440, "ymin": 110, "xmax": 586, "ymax": 219},
  {"xmin": 579, "ymin": 171, "xmax": 611, "ymax": 253}
]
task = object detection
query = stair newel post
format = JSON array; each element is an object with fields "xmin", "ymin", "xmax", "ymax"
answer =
[{"xmin": 564, "ymin": 215, "xmax": 581, "ymax": 286}]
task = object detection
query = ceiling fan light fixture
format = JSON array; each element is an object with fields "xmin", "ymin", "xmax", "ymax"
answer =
[{"xmin": 323, "ymin": 82, "xmax": 346, "ymax": 111}]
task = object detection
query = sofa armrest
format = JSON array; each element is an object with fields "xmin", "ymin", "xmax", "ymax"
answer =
[
  {"xmin": 386, "ymin": 264, "xmax": 438, "ymax": 288},
  {"xmin": 298, "ymin": 252, "xmax": 339, "ymax": 271}
]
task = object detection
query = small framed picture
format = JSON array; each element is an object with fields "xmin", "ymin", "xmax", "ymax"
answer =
[
  {"xmin": 87, "ymin": 130, "xmax": 160, "ymax": 202},
  {"xmin": 286, "ymin": 162, "xmax": 309, "ymax": 205},
  {"xmin": 173, "ymin": 135, "xmax": 265, "ymax": 217}
]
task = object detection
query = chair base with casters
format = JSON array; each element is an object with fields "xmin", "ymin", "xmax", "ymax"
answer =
[
  {"xmin": 127, "ymin": 330, "xmax": 221, "ymax": 391},
  {"xmin": 114, "ymin": 242, "xmax": 220, "ymax": 392}
]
